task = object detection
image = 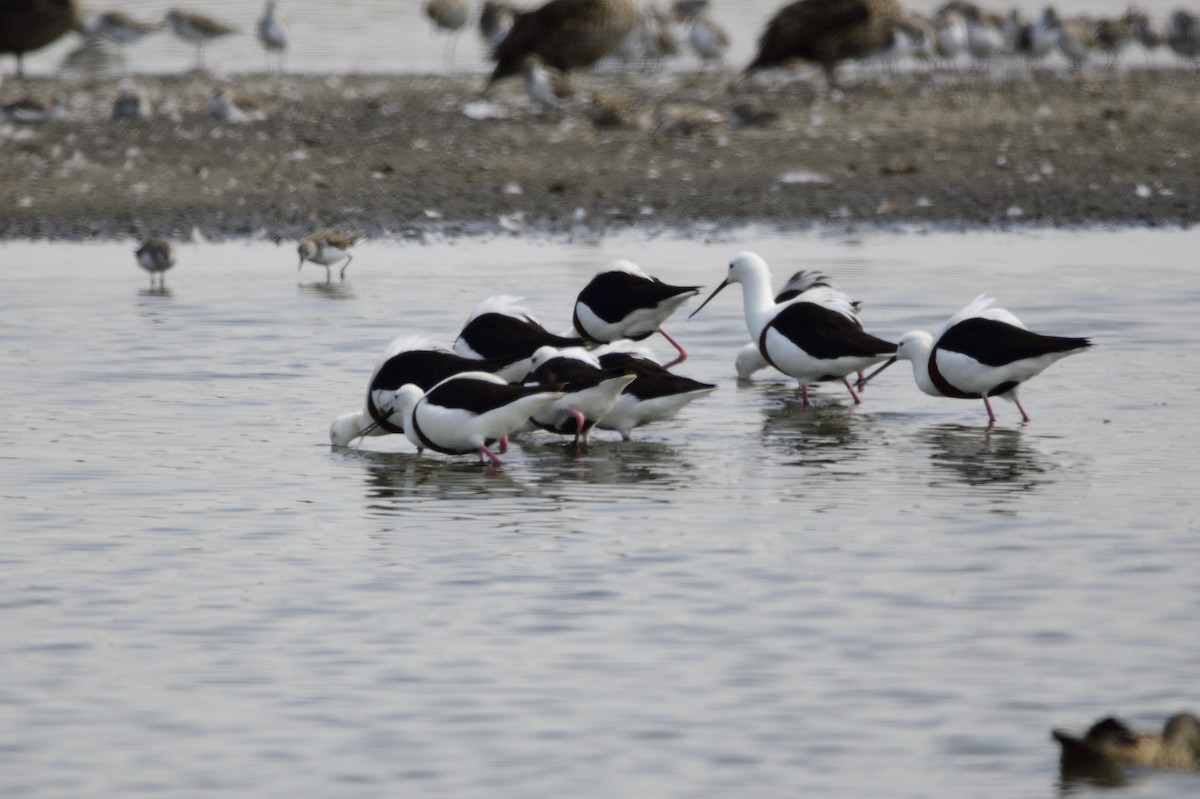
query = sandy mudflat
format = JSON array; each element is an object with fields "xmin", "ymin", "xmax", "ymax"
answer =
[{"xmin": 1, "ymin": 68, "xmax": 1197, "ymax": 240}]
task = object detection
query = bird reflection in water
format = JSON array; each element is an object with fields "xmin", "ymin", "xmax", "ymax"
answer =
[
  {"xmin": 346, "ymin": 447, "xmax": 525, "ymax": 510},
  {"xmin": 759, "ymin": 398, "xmax": 867, "ymax": 467},
  {"xmin": 299, "ymin": 281, "xmax": 355, "ymax": 300},
  {"xmin": 137, "ymin": 285, "xmax": 173, "ymax": 299},
  {"xmin": 920, "ymin": 424, "xmax": 1052, "ymax": 491},
  {"xmin": 519, "ymin": 436, "xmax": 693, "ymax": 487}
]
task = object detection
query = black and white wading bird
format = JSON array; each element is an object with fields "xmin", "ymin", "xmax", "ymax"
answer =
[
  {"xmin": 392, "ymin": 372, "xmax": 563, "ymax": 465},
  {"xmin": 690, "ymin": 252, "xmax": 895, "ymax": 407},
  {"xmin": 856, "ymin": 295, "xmax": 1092, "ymax": 424},
  {"xmin": 572, "ymin": 260, "xmax": 701, "ymax": 369},
  {"xmin": 329, "ymin": 335, "xmax": 534, "ymax": 447}
]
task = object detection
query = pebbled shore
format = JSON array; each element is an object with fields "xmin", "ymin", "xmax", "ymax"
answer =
[{"xmin": 1, "ymin": 68, "xmax": 1197, "ymax": 240}]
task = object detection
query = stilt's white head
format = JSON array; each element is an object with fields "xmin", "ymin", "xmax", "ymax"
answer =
[{"xmin": 329, "ymin": 412, "xmax": 366, "ymax": 447}]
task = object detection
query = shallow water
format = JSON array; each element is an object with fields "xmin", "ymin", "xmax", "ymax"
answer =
[
  {"xmin": 20, "ymin": 0, "xmax": 1187, "ymax": 76},
  {"xmin": 2, "ymin": 228, "xmax": 1199, "ymax": 798}
]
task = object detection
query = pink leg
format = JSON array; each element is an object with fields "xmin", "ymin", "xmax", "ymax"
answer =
[
  {"xmin": 567, "ymin": 407, "xmax": 587, "ymax": 446},
  {"xmin": 1013, "ymin": 396, "xmax": 1030, "ymax": 423},
  {"xmin": 797, "ymin": 383, "xmax": 809, "ymax": 407},
  {"xmin": 842, "ymin": 377, "xmax": 863, "ymax": 405},
  {"xmin": 659, "ymin": 328, "xmax": 687, "ymax": 369},
  {"xmin": 981, "ymin": 395, "xmax": 997, "ymax": 425},
  {"xmin": 499, "ymin": 435, "xmax": 509, "ymax": 453},
  {"xmin": 479, "ymin": 444, "xmax": 505, "ymax": 465}
]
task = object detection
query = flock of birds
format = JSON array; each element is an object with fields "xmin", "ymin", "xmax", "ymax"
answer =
[
  {"xmin": 5, "ymin": 0, "xmax": 1200, "ymax": 85},
  {"xmin": 269, "ymin": 246, "xmax": 1093, "ymax": 465}
]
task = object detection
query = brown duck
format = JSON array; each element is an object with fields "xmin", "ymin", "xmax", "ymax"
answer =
[
  {"xmin": 0, "ymin": 0, "xmax": 80, "ymax": 78},
  {"xmin": 745, "ymin": 0, "xmax": 902, "ymax": 86},
  {"xmin": 1053, "ymin": 713, "xmax": 1200, "ymax": 778},
  {"xmin": 489, "ymin": 0, "xmax": 639, "ymax": 85}
]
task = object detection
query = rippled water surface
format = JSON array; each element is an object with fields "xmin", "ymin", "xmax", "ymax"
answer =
[
  {"xmin": 20, "ymin": 0, "xmax": 1188, "ymax": 75},
  {"xmin": 2, "ymin": 228, "xmax": 1199, "ymax": 798}
]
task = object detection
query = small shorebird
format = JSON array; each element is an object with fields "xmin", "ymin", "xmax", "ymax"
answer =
[
  {"xmin": 0, "ymin": 0, "xmax": 80, "ymax": 78},
  {"xmin": 83, "ymin": 11, "xmax": 160, "ymax": 47},
  {"xmin": 256, "ymin": 1, "xmax": 288, "ymax": 73},
  {"xmin": 673, "ymin": 3, "xmax": 730, "ymax": 70},
  {"xmin": 330, "ymin": 335, "xmax": 531, "ymax": 446},
  {"xmin": 488, "ymin": 0, "xmax": 640, "ymax": 85},
  {"xmin": 424, "ymin": 0, "xmax": 469, "ymax": 63},
  {"xmin": 572, "ymin": 260, "xmax": 701, "ymax": 368},
  {"xmin": 1166, "ymin": 10, "xmax": 1200, "ymax": 62},
  {"xmin": 135, "ymin": 237, "xmax": 177, "ymax": 289},
  {"xmin": 595, "ymin": 350, "xmax": 716, "ymax": 440},
  {"xmin": 393, "ymin": 372, "xmax": 563, "ymax": 465},
  {"xmin": 1053, "ymin": 714, "xmax": 1200, "ymax": 777},
  {"xmin": 112, "ymin": 90, "xmax": 150, "ymax": 120},
  {"xmin": 209, "ymin": 87, "xmax": 271, "ymax": 123},
  {"xmin": 521, "ymin": 54, "xmax": 573, "ymax": 109},
  {"xmin": 857, "ymin": 295, "xmax": 1091, "ymax": 424},
  {"xmin": 690, "ymin": 252, "xmax": 895, "ymax": 407},
  {"xmin": 962, "ymin": 4, "xmax": 1004, "ymax": 66},
  {"xmin": 165, "ymin": 9, "xmax": 236, "ymax": 70},
  {"xmin": 1017, "ymin": 6, "xmax": 1060, "ymax": 65},
  {"xmin": 1130, "ymin": 10, "xmax": 1164, "ymax": 65},
  {"xmin": 3, "ymin": 97, "xmax": 56, "ymax": 124},
  {"xmin": 297, "ymin": 230, "xmax": 363, "ymax": 281},
  {"xmin": 1057, "ymin": 15, "xmax": 1094, "ymax": 69},
  {"xmin": 633, "ymin": 6, "xmax": 681, "ymax": 65},
  {"xmin": 744, "ymin": 0, "xmax": 903, "ymax": 87},
  {"xmin": 1093, "ymin": 13, "xmax": 1135, "ymax": 67},
  {"xmin": 454, "ymin": 296, "xmax": 585, "ymax": 377},
  {"xmin": 933, "ymin": 7, "xmax": 968, "ymax": 64},
  {"xmin": 522, "ymin": 347, "xmax": 636, "ymax": 446}
]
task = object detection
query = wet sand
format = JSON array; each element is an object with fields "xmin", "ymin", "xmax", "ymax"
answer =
[{"xmin": 2, "ymin": 68, "xmax": 1197, "ymax": 240}]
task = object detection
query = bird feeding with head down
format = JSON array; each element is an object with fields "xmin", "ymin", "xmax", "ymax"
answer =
[
  {"xmin": 572, "ymin": 260, "xmax": 701, "ymax": 369},
  {"xmin": 855, "ymin": 295, "xmax": 1092, "ymax": 424},
  {"xmin": 392, "ymin": 371, "xmax": 563, "ymax": 466}
]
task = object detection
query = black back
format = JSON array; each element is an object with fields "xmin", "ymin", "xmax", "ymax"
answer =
[
  {"xmin": 938, "ymin": 318, "xmax": 1091, "ymax": 367},
  {"xmin": 767, "ymin": 301, "xmax": 895, "ymax": 360},
  {"xmin": 458, "ymin": 312, "xmax": 584, "ymax": 360},
  {"xmin": 426, "ymin": 374, "xmax": 552, "ymax": 416},
  {"xmin": 597, "ymin": 352, "xmax": 715, "ymax": 400},
  {"xmin": 525, "ymin": 356, "xmax": 628, "ymax": 392},
  {"xmin": 575, "ymin": 270, "xmax": 700, "ymax": 325}
]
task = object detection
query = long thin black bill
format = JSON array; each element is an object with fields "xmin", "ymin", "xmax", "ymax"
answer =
[
  {"xmin": 687, "ymin": 280, "xmax": 730, "ymax": 320},
  {"xmin": 856, "ymin": 356, "xmax": 898, "ymax": 390}
]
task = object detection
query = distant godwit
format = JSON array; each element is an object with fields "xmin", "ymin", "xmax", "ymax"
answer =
[
  {"xmin": 256, "ymin": 1, "xmax": 288, "ymax": 73},
  {"xmin": 165, "ymin": 9, "xmax": 236, "ymax": 70}
]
